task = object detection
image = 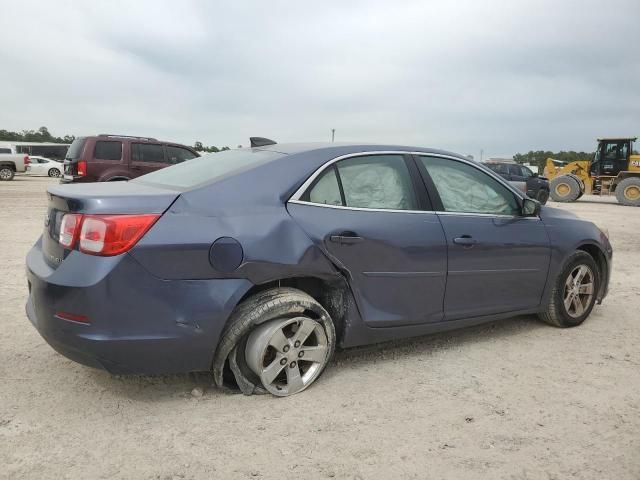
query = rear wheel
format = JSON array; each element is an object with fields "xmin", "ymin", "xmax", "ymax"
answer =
[
  {"xmin": 615, "ymin": 177, "xmax": 640, "ymax": 206},
  {"xmin": 0, "ymin": 166, "xmax": 15, "ymax": 181},
  {"xmin": 549, "ymin": 175, "xmax": 581, "ymax": 202},
  {"xmin": 538, "ymin": 251, "xmax": 599, "ymax": 327},
  {"xmin": 48, "ymin": 168, "xmax": 61, "ymax": 178},
  {"xmin": 212, "ymin": 287, "xmax": 336, "ymax": 397}
]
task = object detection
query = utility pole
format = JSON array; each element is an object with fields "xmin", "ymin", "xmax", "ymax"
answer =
[
  {"xmin": 480, "ymin": 149, "xmax": 484, "ymax": 162},
  {"xmin": 331, "ymin": 129, "xmax": 335, "ymax": 143}
]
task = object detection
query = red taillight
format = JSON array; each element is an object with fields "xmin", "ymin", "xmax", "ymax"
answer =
[
  {"xmin": 77, "ymin": 160, "xmax": 87, "ymax": 176},
  {"xmin": 24, "ymin": 155, "xmax": 30, "ymax": 165},
  {"xmin": 59, "ymin": 213, "xmax": 159, "ymax": 255},
  {"xmin": 59, "ymin": 213, "xmax": 82, "ymax": 248},
  {"xmin": 78, "ymin": 214, "xmax": 160, "ymax": 256}
]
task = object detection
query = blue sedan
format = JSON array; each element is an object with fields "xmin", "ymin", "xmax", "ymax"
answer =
[{"xmin": 26, "ymin": 140, "xmax": 612, "ymax": 396}]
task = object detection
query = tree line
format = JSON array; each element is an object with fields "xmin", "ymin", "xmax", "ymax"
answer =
[{"xmin": 0, "ymin": 126, "xmax": 75, "ymax": 144}]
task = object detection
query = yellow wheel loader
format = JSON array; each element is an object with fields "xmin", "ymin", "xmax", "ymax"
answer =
[{"xmin": 544, "ymin": 138, "xmax": 640, "ymax": 206}]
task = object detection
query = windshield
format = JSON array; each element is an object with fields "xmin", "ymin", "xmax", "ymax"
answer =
[
  {"xmin": 133, "ymin": 148, "xmax": 285, "ymax": 190},
  {"xmin": 66, "ymin": 138, "xmax": 86, "ymax": 160}
]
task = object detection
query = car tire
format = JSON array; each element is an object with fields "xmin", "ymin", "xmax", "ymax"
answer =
[
  {"xmin": 549, "ymin": 175, "xmax": 581, "ymax": 202},
  {"xmin": 536, "ymin": 189, "xmax": 549, "ymax": 205},
  {"xmin": 48, "ymin": 168, "xmax": 61, "ymax": 178},
  {"xmin": 212, "ymin": 287, "xmax": 336, "ymax": 397},
  {"xmin": 538, "ymin": 251, "xmax": 599, "ymax": 328},
  {"xmin": 0, "ymin": 166, "xmax": 15, "ymax": 181},
  {"xmin": 615, "ymin": 177, "xmax": 640, "ymax": 206}
]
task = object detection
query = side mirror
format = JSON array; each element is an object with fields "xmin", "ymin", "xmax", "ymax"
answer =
[{"xmin": 522, "ymin": 198, "xmax": 541, "ymax": 216}]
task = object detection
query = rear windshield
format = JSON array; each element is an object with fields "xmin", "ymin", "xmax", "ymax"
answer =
[
  {"xmin": 133, "ymin": 148, "xmax": 284, "ymax": 190},
  {"xmin": 66, "ymin": 138, "xmax": 87, "ymax": 160}
]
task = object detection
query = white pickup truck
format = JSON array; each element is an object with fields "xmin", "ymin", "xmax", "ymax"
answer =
[{"xmin": 0, "ymin": 144, "xmax": 30, "ymax": 181}]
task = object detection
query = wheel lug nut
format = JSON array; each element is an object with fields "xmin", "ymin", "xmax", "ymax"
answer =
[
  {"xmin": 289, "ymin": 361, "xmax": 296, "ymax": 368},
  {"xmin": 298, "ymin": 351, "xmax": 304, "ymax": 358},
  {"xmin": 294, "ymin": 341, "xmax": 301, "ymax": 348},
  {"xmin": 280, "ymin": 358, "xmax": 287, "ymax": 366},
  {"xmin": 283, "ymin": 345, "xmax": 290, "ymax": 353}
]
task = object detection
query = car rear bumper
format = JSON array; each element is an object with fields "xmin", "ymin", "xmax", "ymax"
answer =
[{"xmin": 25, "ymin": 239, "xmax": 252, "ymax": 374}]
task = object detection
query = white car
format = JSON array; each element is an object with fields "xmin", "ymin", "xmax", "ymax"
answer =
[{"xmin": 26, "ymin": 156, "xmax": 63, "ymax": 178}]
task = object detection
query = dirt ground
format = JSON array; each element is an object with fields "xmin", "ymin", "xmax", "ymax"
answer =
[{"xmin": 1, "ymin": 176, "xmax": 638, "ymax": 480}]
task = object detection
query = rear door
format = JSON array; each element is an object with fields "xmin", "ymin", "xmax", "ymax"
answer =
[
  {"xmin": 415, "ymin": 154, "xmax": 551, "ymax": 320},
  {"xmin": 91, "ymin": 140, "xmax": 124, "ymax": 179},
  {"xmin": 130, "ymin": 143, "xmax": 168, "ymax": 177},
  {"xmin": 288, "ymin": 153, "xmax": 448, "ymax": 327}
]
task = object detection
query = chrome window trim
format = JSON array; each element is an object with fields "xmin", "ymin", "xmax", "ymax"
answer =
[
  {"xmin": 288, "ymin": 199, "xmax": 539, "ymax": 220},
  {"xmin": 287, "ymin": 150, "xmax": 531, "ymax": 216},
  {"xmin": 287, "ymin": 199, "xmax": 435, "ymax": 214}
]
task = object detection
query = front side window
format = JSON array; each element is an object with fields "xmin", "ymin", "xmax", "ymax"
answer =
[
  {"xmin": 0, "ymin": 148, "xmax": 11, "ymax": 154},
  {"xmin": 419, "ymin": 156, "xmax": 520, "ymax": 215},
  {"xmin": 132, "ymin": 143, "xmax": 165, "ymax": 163},
  {"xmin": 94, "ymin": 141, "xmax": 122, "ymax": 161},
  {"xmin": 301, "ymin": 154, "xmax": 418, "ymax": 210},
  {"xmin": 166, "ymin": 146, "xmax": 197, "ymax": 164}
]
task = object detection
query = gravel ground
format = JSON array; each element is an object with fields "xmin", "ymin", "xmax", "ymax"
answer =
[{"xmin": 1, "ymin": 176, "xmax": 639, "ymax": 480}]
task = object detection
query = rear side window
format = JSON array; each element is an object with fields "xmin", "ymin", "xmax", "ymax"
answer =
[
  {"xmin": 132, "ymin": 143, "xmax": 165, "ymax": 163},
  {"xmin": 94, "ymin": 141, "xmax": 122, "ymax": 161},
  {"xmin": 0, "ymin": 148, "xmax": 11, "ymax": 154},
  {"xmin": 302, "ymin": 167, "xmax": 342, "ymax": 206},
  {"xmin": 302, "ymin": 155, "xmax": 418, "ymax": 211},
  {"xmin": 166, "ymin": 146, "xmax": 197, "ymax": 164},
  {"xmin": 66, "ymin": 138, "xmax": 87, "ymax": 160}
]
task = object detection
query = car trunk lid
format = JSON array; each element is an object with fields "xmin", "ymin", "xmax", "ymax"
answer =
[{"xmin": 42, "ymin": 181, "xmax": 180, "ymax": 268}]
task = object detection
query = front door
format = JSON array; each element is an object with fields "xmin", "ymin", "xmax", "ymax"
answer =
[
  {"xmin": 415, "ymin": 155, "xmax": 551, "ymax": 320},
  {"xmin": 288, "ymin": 153, "xmax": 447, "ymax": 327}
]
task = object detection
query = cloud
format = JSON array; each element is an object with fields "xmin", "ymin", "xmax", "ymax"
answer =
[{"xmin": 0, "ymin": 0, "xmax": 637, "ymax": 156}]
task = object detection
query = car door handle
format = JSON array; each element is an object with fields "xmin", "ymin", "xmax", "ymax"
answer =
[
  {"xmin": 131, "ymin": 165, "xmax": 141, "ymax": 170},
  {"xmin": 329, "ymin": 232, "xmax": 363, "ymax": 244},
  {"xmin": 453, "ymin": 235, "xmax": 478, "ymax": 247}
]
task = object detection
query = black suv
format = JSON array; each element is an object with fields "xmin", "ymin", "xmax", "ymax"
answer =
[{"xmin": 485, "ymin": 162, "xmax": 550, "ymax": 204}]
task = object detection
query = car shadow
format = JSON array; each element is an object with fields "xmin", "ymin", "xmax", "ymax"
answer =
[{"xmin": 84, "ymin": 314, "xmax": 545, "ymax": 401}]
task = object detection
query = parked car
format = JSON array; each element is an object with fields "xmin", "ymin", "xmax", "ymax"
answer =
[
  {"xmin": 0, "ymin": 144, "xmax": 30, "ymax": 181},
  {"xmin": 61, "ymin": 134, "xmax": 199, "ymax": 183},
  {"xmin": 26, "ymin": 156, "xmax": 63, "ymax": 178},
  {"xmin": 484, "ymin": 161, "xmax": 550, "ymax": 204},
  {"xmin": 26, "ymin": 142, "xmax": 612, "ymax": 396}
]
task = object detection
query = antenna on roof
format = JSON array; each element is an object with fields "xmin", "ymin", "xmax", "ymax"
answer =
[{"xmin": 250, "ymin": 137, "xmax": 277, "ymax": 148}]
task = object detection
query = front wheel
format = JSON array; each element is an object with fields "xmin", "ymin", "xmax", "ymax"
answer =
[
  {"xmin": 549, "ymin": 175, "xmax": 582, "ymax": 202},
  {"xmin": 538, "ymin": 251, "xmax": 599, "ymax": 327},
  {"xmin": 48, "ymin": 168, "xmax": 61, "ymax": 178}
]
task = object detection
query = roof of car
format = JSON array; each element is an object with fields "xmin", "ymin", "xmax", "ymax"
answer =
[{"xmin": 254, "ymin": 142, "xmax": 469, "ymax": 159}]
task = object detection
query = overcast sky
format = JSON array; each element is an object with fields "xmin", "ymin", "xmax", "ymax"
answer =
[{"xmin": 1, "ymin": 0, "xmax": 638, "ymax": 157}]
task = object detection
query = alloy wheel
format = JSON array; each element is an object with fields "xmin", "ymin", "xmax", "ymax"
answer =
[
  {"xmin": 563, "ymin": 265, "xmax": 594, "ymax": 318},
  {"xmin": 245, "ymin": 317, "xmax": 329, "ymax": 396}
]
